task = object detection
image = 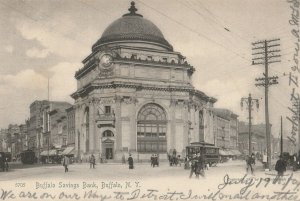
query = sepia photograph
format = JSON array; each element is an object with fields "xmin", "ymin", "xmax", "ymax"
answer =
[{"xmin": 0, "ymin": 0, "xmax": 299, "ymax": 200}]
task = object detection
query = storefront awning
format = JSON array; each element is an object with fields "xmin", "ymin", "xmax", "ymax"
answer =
[
  {"xmin": 219, "ymin": 150, "xmax": 227, "ymax": 156},
  {"xmin": 61, "ymin": 147, "xmax": 75, "ymax": 155},
  {"xmin": 231, "ymin": 150, "xmax": 242, "ymax": 155},
  {"xmin": 40, "ymin": 150, "xmax": 57, "ymax": 156}
]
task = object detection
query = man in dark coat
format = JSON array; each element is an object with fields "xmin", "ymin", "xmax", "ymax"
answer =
[
  {"xmin": 128, "ymin": 154, "xmax": 134, "ymax": 169},
  {"xmin": 195, "ymin": 153, "xmax": 205, "ymax": 178},
  {"xmin": 246, "ymin": 153, "xmax": 255, "ymax": 174},
  {"xmin": 63, "ymin": 155, "xmax": 70, "ymax": 173},
  {"xmin": 0, "ymin": 153, "xmax": 4, "ymax": 172},
  {"xmin": 275, "ymin": 155, "xmax": 287, "ymax": 177},
  {"xmin": 150, "ymin": 154, "xmax": 154, "ymax": 167},
  {"xmin": 189, "ymin": 154, "xmax": 198, "ymax": 178},
  {"xmin": 90, "ymin": 154, "xmax": 95, "ymax": 169}
]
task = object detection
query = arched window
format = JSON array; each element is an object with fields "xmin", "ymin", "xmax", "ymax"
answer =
[
  {"xmin": 137, "ymin": 103, "xmax": 167, "ymax": 153},
  {"xmin": 103, "ymin": 130, "xmax": 114, "ymax": 137}
]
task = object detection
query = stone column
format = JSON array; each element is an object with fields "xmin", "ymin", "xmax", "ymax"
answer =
[
  {"xmin": 115, "ymin": 95, "xmax": 122, "ymax": 152},
  {"xmin": 169, "ymin": 99, "xmax": 176, "ymax": 151},
  {"xmin": 88, "ymin": 98, "xmax": 96, "ymax": 153}
]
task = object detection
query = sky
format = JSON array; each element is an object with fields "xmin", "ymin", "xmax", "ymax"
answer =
[{"xmin": 0, "ymin": 0, "xmax": 298, "ymax": 139}]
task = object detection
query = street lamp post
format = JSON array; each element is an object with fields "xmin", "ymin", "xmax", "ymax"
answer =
[{"xmin": 241, "ymin": 93, "xmax": 259, "ymax": 155}]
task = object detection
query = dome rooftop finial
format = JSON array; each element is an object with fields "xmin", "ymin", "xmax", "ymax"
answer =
[
  {"xmin": 129, "ymin": 1, "xmax": 137, "ymax": 14},
  {"xmin": 123, "ymin": 1, "xmax": 143, "ymax": 17}
]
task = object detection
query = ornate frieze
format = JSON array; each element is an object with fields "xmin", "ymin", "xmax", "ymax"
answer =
[
  {"xmin": 113, "ymin": 53, "xmax": 192, "ymax": 68},
  {"xmin": 121, "ymin": 96, "xmax": 138, "ymax": 104}
]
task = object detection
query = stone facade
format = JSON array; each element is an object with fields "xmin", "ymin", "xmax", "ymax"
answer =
[
  {"xmin": 71, "ymin": 2, "xmax": 216, "ymax": 161},
  {"xmin": 66, "ymin": 106, "xmax": 75, "ymax": 147},
  {"xmin": 212, "ymin": 108, "xmax": 239, "ymax": 150}
]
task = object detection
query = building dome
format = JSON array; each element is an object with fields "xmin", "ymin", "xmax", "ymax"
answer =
[{"xmin": 92, "ymin": 2, "xmax": 173, "ymax": 51}]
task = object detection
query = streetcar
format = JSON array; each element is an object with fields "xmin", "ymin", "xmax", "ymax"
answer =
[
  {"xmin": 185, "ymin": 142, "xmax": 219, "ymax": 167},
  {"xmin": 20, "ymin": 149, "xmax": 36, "ymax": 164}
]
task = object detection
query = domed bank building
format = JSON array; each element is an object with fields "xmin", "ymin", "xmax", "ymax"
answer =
[{"xmin": 71, "ymin": 2, "xmax": 217, "ymax": 161}]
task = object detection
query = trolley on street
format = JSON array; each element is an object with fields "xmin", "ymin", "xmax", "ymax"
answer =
[{"xmin": 186, "ymin": 142, "xmax": 219, "ymax": 167}]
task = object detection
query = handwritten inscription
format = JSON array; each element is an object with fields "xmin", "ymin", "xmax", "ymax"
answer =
[
  {"xmin": 286, "ymin": 0, "xmax": 300, "ymax": 146},
  {"xmin": 2, "ymin": 174, "xmax": 299, "ymax": 201}
]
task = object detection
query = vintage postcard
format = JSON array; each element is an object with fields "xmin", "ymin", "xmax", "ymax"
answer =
[{"xmin": 0, "ymin": 0, "xmax": 299, "ymax": 201}]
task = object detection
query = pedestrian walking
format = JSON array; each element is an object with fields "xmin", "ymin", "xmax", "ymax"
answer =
[
  {"xmin": 122, "ymin": 154, "xmax": 126, "ymax": 164},
  {"xmin": 275, "ymin": 155, "xmax": 287, "ymax": 177},
  {"xmin": 0, "ymin": 153, "xmax": 4, "ymax": 172},
  {"xmin": 4, "ymin": 157, "xmax": 9, "ymax": 171},
  {"xmin": 177, "ymin": 155, "xmax": 182, "ymax": 167},
  {"xmin": 154, "ymin": 154, "xmax": 159, "ymax": 167},
  {"xmin": 195, "ymin": 153, "xmax": 205, "ymax": 178},
  {"xmin": 63, "ymin": 155, "xmax": 70, "ymax": 173},
  {"xmin": 262, "ymin": 153, "xmax": 267, "ymax": 169},
  {"xmin": 150, "ymin": 154, "xmax": 154, "ymax": 167},
  {"xmin": 90, "ymin": 154, "xmax": 96, "ymax": 169},
  {"xmin": 246, "ymin": 153, "xmax": 255, "ymax": 174},
  {"xmin": 189, "ymin": 154, "xmax": 198, "ymax": 178},
  {"xmin": 128, "ymin": 154, "xmax": 134, "ymax": 169}
]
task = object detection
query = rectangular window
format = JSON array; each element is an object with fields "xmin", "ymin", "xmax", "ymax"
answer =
[
  {"xmin": 105, "ymin": 106, "xmax": 111, "ymax": 114},
  {"xmin": 162, "ymin": 57, "xmax": 167, "ymax": 62},
  {"xmin": 147, "ymin": 56, "xmax": 153, "ymax": 60},
  {"xmin": 145, "ymin": 143, "xmax": 151, "ymax": 151}
]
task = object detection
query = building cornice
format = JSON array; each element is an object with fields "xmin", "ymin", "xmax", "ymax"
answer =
[{"xmin": 71, "ymin": 81, "xmax": 216, "ymax": 104}]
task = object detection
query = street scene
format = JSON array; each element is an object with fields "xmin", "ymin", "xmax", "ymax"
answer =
[{"xmin": 0, "ymin": 0, "xmax": 299, "ymax": 200}]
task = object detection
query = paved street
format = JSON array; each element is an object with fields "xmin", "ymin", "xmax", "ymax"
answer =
[
  {"xmin": 1, "ymin": 160, "xmax": 299, "ymax": 181},
  {"xmin": 0, "ymin": 160, "xmax": 300, "ymax": 201}
]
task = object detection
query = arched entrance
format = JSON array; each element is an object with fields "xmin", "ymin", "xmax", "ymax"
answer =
[
  {"xmin": 101, "ymin": 130, "xmax": 114, "ymax": 159},
  {"xmin": 137, "ymin": 103, "xmax": 167, "ymax": 153}
]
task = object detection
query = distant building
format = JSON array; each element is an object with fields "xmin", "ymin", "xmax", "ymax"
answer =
[
  {"xmin": 49, "ymin": 108, "xmax": 69, "ymax": 148},
  {"xmin": 42, "ymin": 102, "xmax": 72, "ymax": 150},
  {"xmin": 212, "ymin": 108, "xmax": 239, "ymax": 150},
  {"xmin": 0, "ymin": 124, "xmax": 26, "ymax": 156},
  {"xmin": 66, "ymin": 106, "xmax": 75, "ymax": 147},
  {"xmin": 238, "ymin": 121, "xmax": 271, "ymax": 155},
  {"xmin": 0, "ymin": 129, "xmax": 8, "ymax": 152},
  {"xmin": 27, "ymin": 100, "xmax": 72, "ymax": 155},
  {"xmin": 19, "ymin": 124, "xmax": 27, "ymax": 151},
  {"xmin": 27, "ymin": 100, "xmax": 49, "ymax": 151},
  {"xmin": 272, "ymin": 137, "xmax": 296, "ymax": 155}
]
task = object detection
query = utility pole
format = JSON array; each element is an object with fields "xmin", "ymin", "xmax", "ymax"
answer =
[
  {"xmin": 47, "ymin": 77, "xmax": 50, "ymax": 163},
  {"xmin": 252, "ymin": 38, "xmax": 281, "ymax": 170},
  {"xmin": 280, "ymin": 116, "xmax": 283, "ymax": 156},
  {"xmin": 241, "ymin": 93, "xmax": 259, "ymax": 155}
]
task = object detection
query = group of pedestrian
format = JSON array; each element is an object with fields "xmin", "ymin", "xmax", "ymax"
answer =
[
  {"xmin": 150, "ymin": 154, "xmax": 159, "ymax": 167},
  {"xmin": 248, "ymin": 152, "xmax": 289, "ymax": 177},
  {"xmin": 189, "ymin": 152, "xmax": 205, "ymax": 179},
  {"xmin": 0, "ymin": 153, "xmax": 8, "ymax": 172}
]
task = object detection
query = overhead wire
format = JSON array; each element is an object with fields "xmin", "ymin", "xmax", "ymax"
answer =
[{"xmin": 135, "ymin": 0, "xmax": 251, "ymax": 63}]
